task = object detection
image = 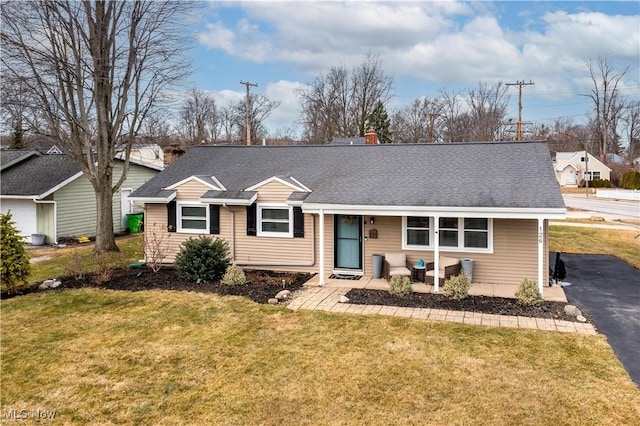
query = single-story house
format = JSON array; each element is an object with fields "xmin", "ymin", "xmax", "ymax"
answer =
[
  {"xmin": 552, "ymin": 151, "xmax": 611, "ymax": 186},
  {"xmin": 130, "ymin": 141, "xmax": 566, "ymax": 295},
  {"xmin": 0, "ymin": 149, "xmax": 161, "ymax": 244}
]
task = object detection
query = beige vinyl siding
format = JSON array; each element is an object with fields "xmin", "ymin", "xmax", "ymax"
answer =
[
  {"xmin": 54, "ymin": 163, "xmax": 158, "ymax": 238},
  {"xmin": 254, "ymin": 181, "xmax": 294, "ymax": 203},
  {"xmin": 361, "ymin": 217, "xmax": 543, "ymax": 286},
  {"xmin": 175, "ymin": 180, "xmax": 212, "ymax": 200}
]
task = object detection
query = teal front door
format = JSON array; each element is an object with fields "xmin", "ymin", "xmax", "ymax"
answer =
[{"xmin": 334, "ymin": 215, "xmax": 362, "ymax": 270}]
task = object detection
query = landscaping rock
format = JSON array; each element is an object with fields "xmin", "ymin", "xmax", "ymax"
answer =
[
  {"xmin": 275, "ymin": 290, "xmax": 291, "ymax": 300},
  {"xmin": 268, "ymin": 298, "xmax": 279, "ymax": 305},
  {"xmin": 564, "ymin": 305, "xmax": 582, "ymax": 317},
  {"xmin": 339, "ymin": 295, "xmax": 350, "ymax": 303},
  {"xmin": 51, "ymin": 280, "xmax": 62, "ymax": 288},
  {"xmin": 38, "ymin": 282, "xmax": 50, "ymax": 290},
  {"xmin": 576, "ymin": 315, "xmax": 587, "ymax": 323}
]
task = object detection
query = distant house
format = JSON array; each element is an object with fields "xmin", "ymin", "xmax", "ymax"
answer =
[
  {"xmin": 0, "ymin": 150, "xmax": 161, "ymax": 244},
  {"xmin": 115, "ymin": 143, "xmax": 164, "ymax": 169},
  {"xmin": 130, "ymin": 141, "xmax": 565, "ymax": 295},
  {"xmin": 552, "ymin": 151, "xmax": 611, "ymax": 186}
]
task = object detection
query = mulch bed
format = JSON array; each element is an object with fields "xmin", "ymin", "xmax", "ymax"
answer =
[
  {"xmin": 4, "ymin": 268, "xmax": 312, "ymax": 304},
  {"xmin": 6, "ymin": 268, "xmax": 592, "ymax": 325},
  {"xmin": 346, "ymin": 288, "xmax": 591, "ymax": 323}
]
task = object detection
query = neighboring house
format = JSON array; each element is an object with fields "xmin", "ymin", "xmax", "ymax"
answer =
[
  {"xmin": 115, "ymin": 143, "xmax": 164, "ymax": 169},
  {"xmin": 0, "ymin": 150, "xmax": 161, "ymax": 244},
  {"xmin": 130, "ymin": 141, "xmax": 565, "ymax": 295},
  {"xmin": 552, "ymin": 151, "xmax": 611, "ymax": 186}
]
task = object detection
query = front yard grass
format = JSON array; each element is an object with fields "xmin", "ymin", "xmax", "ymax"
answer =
[
  {"xmin": 550, "ymin": 225, "xmax": 640, "ymax": 269},
  {"xmin": 2, "ymin": 289, "xmax": 639, "ymax": 425},
  {"xmin": 27, "ymin": 235, "xmax": 143, "ymax": 284}
]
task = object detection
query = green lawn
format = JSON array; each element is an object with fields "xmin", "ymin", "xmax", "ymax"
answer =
[
  {"xmin": 549, "ymin": 225, "xmax": 640, "ymax": 269},
  {"xmin": 2, "ymin": 289, "xmax": 639, "ymax": 425},
  {"xmin": 27, "ymin": 235, "xmax": 143, "ymax": 284}
]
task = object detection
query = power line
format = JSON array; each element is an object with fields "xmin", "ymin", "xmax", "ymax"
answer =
[
  {"xmin": 240, "ymin": 80, "xmax": 258, "ymax": 145},
  {"xmin": 506, "ymin": 80, "xmax": 535, "ymax": 141}
]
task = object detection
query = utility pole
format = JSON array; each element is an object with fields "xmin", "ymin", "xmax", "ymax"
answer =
[
  {"xmin": 506, "ymin": 80, "xmax": 534, "ymax": 141},
  {"xmin": 240, "ymin": 81, "xmax": 258, "ymax": 145}
]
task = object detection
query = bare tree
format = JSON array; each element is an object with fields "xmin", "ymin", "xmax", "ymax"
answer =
[
  {"xmin": 298, "ymin": 54, "xmax": 393, "ymax": 144},
  {"xmin": 351, "ymin": 53, "xmax": 394, "ymax": 137},
  {"xmin": 1, "ymin": 1, "xmax": 192, "ymax": 252},
  {"xmin": 392, "ymin": 97, "xmax": 443, "ymax": 143},
  {"xmin": 583, "ymin": 56, "xmax": 628, "ymax": 162},
  {"xmin": 180, "ymin": 89, "xmax": 220, "ymax": 145},
  {"xmin": 465, "ymin": 82, "xmax": 509, "ymax": 141},
  {"xmin": 233, "ymin": 94, "xmax": 280, "ymax": 144}
]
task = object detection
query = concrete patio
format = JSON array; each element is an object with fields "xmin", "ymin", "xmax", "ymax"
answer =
[
  {"xmin": 287, "ymin": 276, "xmax": 597, "ymax": 335},
  {"xmin": 303, "ymin": 275, "xmax": 568, "ymax": 303}
]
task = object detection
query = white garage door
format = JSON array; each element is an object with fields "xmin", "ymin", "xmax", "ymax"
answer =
[{"xmin": 1, "ymin": 199, "xmax": 37, "ymax": 238}]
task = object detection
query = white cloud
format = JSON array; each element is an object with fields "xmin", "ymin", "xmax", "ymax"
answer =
[{"xmin": 196, "ymin": 2, "xmax": 639, "ymax": 107}]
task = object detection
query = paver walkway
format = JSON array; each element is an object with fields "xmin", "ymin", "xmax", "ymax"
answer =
[{"xmin": 288, "ymin": 286, "xmax": 597, "ymax": 335}]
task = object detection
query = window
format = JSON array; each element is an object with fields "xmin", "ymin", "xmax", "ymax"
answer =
[
  {"xmin": 403, "ymin": 216, "xmax": 491, "ymax": 252},
  {"xmin": 404, "ymin": 216, "xmax": 430, "ymax": 248},
  {"xmin": 439, "ymin": 217, "xmax": 458, "ymax": 247},
  {"xmin": 584, "ymin": 171, "xmax": 601, "ymax": 181},
  {"xmin": 258, "ymin": 204, "xmax": 292, "ymax": 237},
  {"xmin": 177, "ymin": 203, "xmax": 208, "ymax": 233}
]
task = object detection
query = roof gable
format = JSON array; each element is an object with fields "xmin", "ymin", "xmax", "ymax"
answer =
[
  {"xmin": 245, "ymin": 176, "xmax": 311, "ymax": 193},
  {"xmin": 165, "ymin": 175, "xmax": 226, "ymax": 191}
]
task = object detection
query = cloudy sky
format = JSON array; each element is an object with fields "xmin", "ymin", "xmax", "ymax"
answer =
[{"xmin": 184, "ymin": 1, "xmax": 639, "ymax": 138}]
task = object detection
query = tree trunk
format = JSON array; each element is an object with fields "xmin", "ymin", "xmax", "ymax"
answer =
[{"xmin": 94, "ymin": 181, "xmax": 119, "ymax": 253}]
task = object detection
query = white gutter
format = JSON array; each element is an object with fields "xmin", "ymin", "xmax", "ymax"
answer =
[
  {"xmin": 302, "ymin": 204, "xmax": 566, "ymax": 219},
  {"xmin": 33, "ymin": 199, "xmax": 57, "ymax": 244}
]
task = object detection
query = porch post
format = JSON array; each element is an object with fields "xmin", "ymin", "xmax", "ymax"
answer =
[
  {"xmin": 319, "ymin": 210, "xmax": 325, "ymax": 286},
  {"xmin": 433, "ymin": 215, "xmax": 440, "ymax": 292},
  {"xmin": 537, "ymin": 217, "xmax": 544, "ymax": 296}
]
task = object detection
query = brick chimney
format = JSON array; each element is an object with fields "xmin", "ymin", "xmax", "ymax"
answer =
[{"xmin": 365, "ymin": 129, "xmax": 379, "ymax": 144}]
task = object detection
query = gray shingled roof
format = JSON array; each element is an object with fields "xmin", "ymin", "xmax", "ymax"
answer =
[
  {"xmin": 0, "ymin": 150, "xmax": 38, "ymax": 171},
  {"xmin": 1, "ymin": 153, "xmax": 81, "ymax": 196},
  {"xmin": 130, "ymin": 141, "xmax": 565, "ymax": 209}
]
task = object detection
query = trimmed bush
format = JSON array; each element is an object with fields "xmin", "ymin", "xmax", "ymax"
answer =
[
  {"xmin": 621, "ymin": 171, "xmax": 640, "ymax": 189},
  {"xmin": 1, "ymin": 212, "xmax": 31, "ymax": 294},
  {"xmin": 443, "ymin": 273, "xmax": 470, "ymax": 300},
  {"xmin": 589, "ymin": 178, "xmax": 611, "ymax": 188},
  {"xmin": 515, "ymin": 278, "xmax": 543, "ymax": 307},
  {"xmin": 389, "ymin": 275, "xmax": 412, "ymax": 296},
  {"xmin": 221, "ymin": 264, "xmax": 247, "ymax": 285},
  {"xmin": 175, "ymin": 236, "xmax": 230, "ymax": 282}
]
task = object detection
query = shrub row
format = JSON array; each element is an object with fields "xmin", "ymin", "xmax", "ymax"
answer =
[{"xmin": 620, "ymin": 171, "xmax": 640, "ymax": 189}]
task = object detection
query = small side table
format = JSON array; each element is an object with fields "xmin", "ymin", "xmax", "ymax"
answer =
[{"xmin": 412, "ymin": 265, "xmax": 426, "ymax": 283}]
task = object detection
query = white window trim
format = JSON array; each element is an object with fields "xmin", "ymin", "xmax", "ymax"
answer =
[
  {"xmin": 257, "ymin": 203, "xmax": 293, "ymax": 238},
  {"xmin": 402, "ymin": 216, "xmax": 433, "ymax": 250},
  {"xmin": 177, "ymin": 202, "xmax": 209, "ymax": 234},
  {"xmin": 402, "ymin": 216, "xmax": 493, "ymax": 253}
]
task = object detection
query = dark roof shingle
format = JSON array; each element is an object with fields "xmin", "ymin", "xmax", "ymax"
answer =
[{"xmin": 131, "ymin": 142, "xmax": 564, "ymax": 210}]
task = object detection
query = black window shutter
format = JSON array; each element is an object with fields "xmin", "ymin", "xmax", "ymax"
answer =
[
  {"xmin": 246, "ymin": 204, "xmax": 257, "ymax": 236},
  {"xmin": 209, "ymin": 205, "xmax": 220, "ymax": 234},
  {"xmin": 293, "ymin": 206, "xmax": 304, "ymax": 238},
  {"xmin": 167, "ymin": 201, "xmax": 177, "ymax": 232}
]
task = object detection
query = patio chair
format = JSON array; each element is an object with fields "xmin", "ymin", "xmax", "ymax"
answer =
[
  {"xmin": 383, "ymin": 252, "xmax": 412, "ymax": 282},
  {"xmin": 425, "ymin": 256, "xmax": 462, "ymax": 285}
]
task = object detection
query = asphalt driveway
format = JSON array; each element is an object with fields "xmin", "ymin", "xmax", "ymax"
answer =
[{"xmin": 557, "ymin": 253, "xmax": 640, "ymax": 387}]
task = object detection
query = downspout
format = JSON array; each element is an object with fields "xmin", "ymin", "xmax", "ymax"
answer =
[
  {"xmin": 537, "ymin": 217, "xmax": 544, "ymax": 297},
  {"xmin": 236, "ymin": 214, "xmax": 316, "ymax": 267},
  {"xmin": 33, "ymin": 199, "xmax": 57, "ymax": 244}
]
